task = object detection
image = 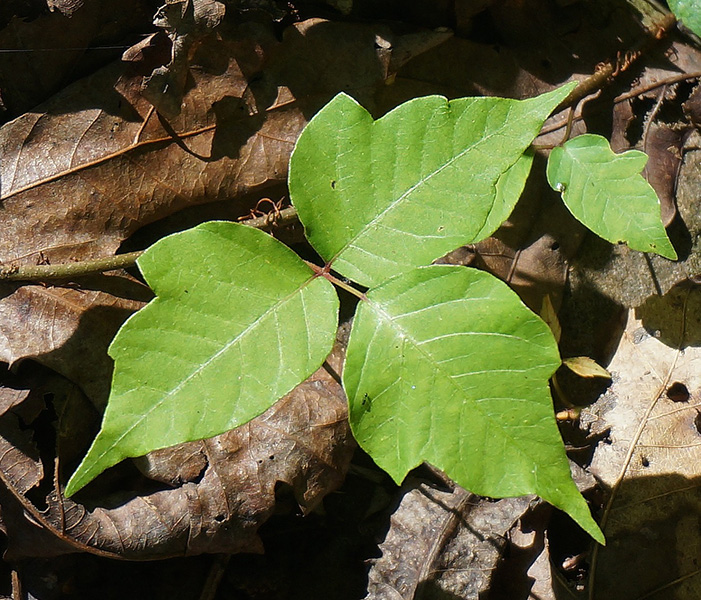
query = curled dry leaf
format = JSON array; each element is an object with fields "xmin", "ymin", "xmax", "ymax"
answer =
[
  {"xmin": 143, "ymin": 0, "xmax": 227, "ymax": 117},
  {"xmin": 580, "ymin": 284, "xmax": 701, "ymax": 599},
  {"xmin": 365, "ymin": 477, "xmax": 536, "ymax": 599}
]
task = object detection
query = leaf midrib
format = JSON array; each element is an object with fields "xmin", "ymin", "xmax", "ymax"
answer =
[
  {"xmin": 329, "ymin": 100, "xmax": 527, "ymax": 266},
  {"xmin": 366, "ymin": 295, "xmax": 559, "ymax": 490},
  {"xmin": 90, "ymin": 273, "xmax": 322, "ymax": 466}
]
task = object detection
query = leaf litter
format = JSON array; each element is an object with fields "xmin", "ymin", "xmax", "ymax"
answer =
[
  {"xmin": 0, "ymin": 0, "xmax": 699, "ymax": 597},
  {"xmin": 580, "ymin": 284, "xmax": 701, "ymax": 599}
]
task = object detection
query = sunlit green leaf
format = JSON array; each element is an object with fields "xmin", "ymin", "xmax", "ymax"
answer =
[
  {"xmin": 547, "ymin": 134, "xmax": 677, "ymax": 260},
  {"xmin": 66, "ymin": 222, "xmax": 338, "ymax": 496},
  {"xmin": 290, "ymin": 84, "xmax": 575, "ymax": 287},
  {"xmin": 344, "ymin": 265, "xmax": 604, "ymax": 543},
  {"xmin": 668, "ymin": 0, "xmax": 701, "ymax": 36}
]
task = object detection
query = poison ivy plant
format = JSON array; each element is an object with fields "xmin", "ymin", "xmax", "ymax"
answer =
[
  {"xmin": 67, "ymin": 81, "xmax": 677, "ymax": 546},
  {"xmin": 546, "ymin": 134, "xmax": 677, "ymax": 260}
]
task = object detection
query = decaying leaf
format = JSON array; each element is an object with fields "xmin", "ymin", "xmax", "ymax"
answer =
[
  {"xmin": 142, "ymin": 0, "xmax": 226, "ymax": 117},
  {"xmin": 562, "ymin": 356, "xmax": 611, "ymax": 379},
  {"xmin": 366, "ymin": 476, "xmax": 537, "ymax": 599},
  {"xmin": 580, "ymin": 284, "xmax": 701, "ymax": 599}
]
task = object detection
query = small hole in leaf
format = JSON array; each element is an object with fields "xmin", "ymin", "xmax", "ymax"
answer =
[
  {"xmin": 331, "ymin": 180, "xmax": 336, "ymax": 189},
  {"xmin": 694, "ymin": 412, "xmax": 701, "ymax": 435},
  {"xmin": 269, "ymin": 455, "xmax": 275, "ymax": 461},
  {"xmin": 641, "ymin": 456, "xmax": 650, "ymax": 467},
  {"xmin": 214, "ymin": 514, "xmax": 226, "ymax": 522},
  {"xmin": 666, "ymin": 381, "xmax": 689, "ymax": 403},
  {"xmin": 551, "ymin": 241, "xmax": 560, "ymax": 251}
]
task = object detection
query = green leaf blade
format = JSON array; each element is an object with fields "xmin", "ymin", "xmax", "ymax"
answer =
[
  {"xmin": 66, "ymin": 222, "xmax": 339, "ymax": 496},
  {"xmin": 547, "ymin": 134, "xmax": 677, "ymax": 260},
  {"xmin": 669, "ymin": 0, "xmax": 701, "ymax": 37},
  {"xmin": 290, "ymin": 84, "xmax": 575, "ymax": 287},
  {"xmin": 344, "ymin": 265, "xmax": 603, "ymax": 543}
]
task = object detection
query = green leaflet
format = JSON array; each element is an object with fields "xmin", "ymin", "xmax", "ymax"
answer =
[
  {"xmin": 344, "ymin": 265, "xmax": 604, "ymax": 543},
  {"xmin": 289, "ymin": 84, "xmax": 575, "ymax": 288},
  {"xmin": 547, "ymin": 134, "xmax": 677, "ymax": 260},
  {"xmin": 65, "ymin": 222, "xmax": 338, "ymax": 496},
  {"xmin": 668, "ymin": 0, "xmax": 701, "ymax": 36}
]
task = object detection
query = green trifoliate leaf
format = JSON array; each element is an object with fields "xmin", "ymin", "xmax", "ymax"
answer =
[
  {"xmin": 66, "ymin": 222, "xmax": 338, "ymax": 496},
  {"xmin": 289, "ymin": 83, "xmax": 575, "ymax": 288},
  {"xmin": 668, "ymin": 0, "xmax": 701, "ymax": 37},
  {"xmin": 547, "ymin": 134, "xmax": 677, "ymax": 260},
  {"xmin": 344, "ymin": 265, "xmax": 604, "ymax": 543}
]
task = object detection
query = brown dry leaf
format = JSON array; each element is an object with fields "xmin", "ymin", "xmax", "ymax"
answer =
[
  {"xmin": 643, "ymin": 121, "xmax": 684, "ymax": 227},
  {"xmin": 142, "ymin": 0, "xmax": 227, "ymax": 117},
  {"xmin": 579, "ymin": 284, "xmax": 701, "ymax": 599},
  {"xmin": 0, "ymin": 17, "xmax": 448, "ymax": 268},
  {"xmin": 365, "ymin": 476, "xmax": 536, "ymax": 599},
  {"xmin": 0, "ymin": 360, "xmax": 353, "ymax": 560},
  {"xmin": 0, "ymin": 275, "xmax": 151, "ymax": 408}
]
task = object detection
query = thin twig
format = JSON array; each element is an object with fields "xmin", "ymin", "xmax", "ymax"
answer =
[{"xmin": 0, "ymin": 206, "xmax": 299, "ymax": 283}]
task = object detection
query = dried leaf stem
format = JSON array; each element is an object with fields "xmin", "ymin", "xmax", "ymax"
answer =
[{"xmin": 0, "ymin": 206, "xmax": 299, "ymax": 282}]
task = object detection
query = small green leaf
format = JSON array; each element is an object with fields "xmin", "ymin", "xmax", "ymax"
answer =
[
  {"xmin": 547, "ymin": 134, "xmax": 677, "ymax": 260},
  {"xmin": 290, "ymin": 84, "xmax": 575, "ymax": 287},
  {"xmin": 344, "ymin": 265, "xmax": 604, "ymax": 543},
  {"xmin": 66, "ymin": 222, "xmax": 338, "ymax": 496},
  {"xmin": 669, "ymin": 0, "xmax": 701, "ymax": 37}
]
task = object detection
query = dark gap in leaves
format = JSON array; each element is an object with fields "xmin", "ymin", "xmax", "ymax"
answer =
[
  {"xmin": 666, "ymin": 381, "xmax": 690, "ymax": 402},
  {"xmin": 626, "ymin": 96, "xmax": 656, "ymax": 146},
  {"xmin": 463, "ymin": 11, "xmax": 501, "ymax": 45},
  {"xmin": 664, "ymin": 210, "xmax": 694, "ymax": 261},
  {"xmin": 117, "ymin": 184, "xmax": 290, "ymax": 255},
  {"xmin": 694, "ymin": 411, "xmax": 701, "ymax": 435},
  {"xmin": 547, "ymin": 508, "xmax": 593, "ymax": 594},
  {"xmin": 655, "ymin": 80, "xmax": 697, "ymax": 124},
  {"xmin": 224, "ymin": 453, "xmax": 390, "ymax": 600},
  {"xmin": 558, "ymin": 275, "xmax": 626, "ymax": 365},
  {"xmin": 18, "ymin": 553, "xmax": 210, "ymax": 600}
]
